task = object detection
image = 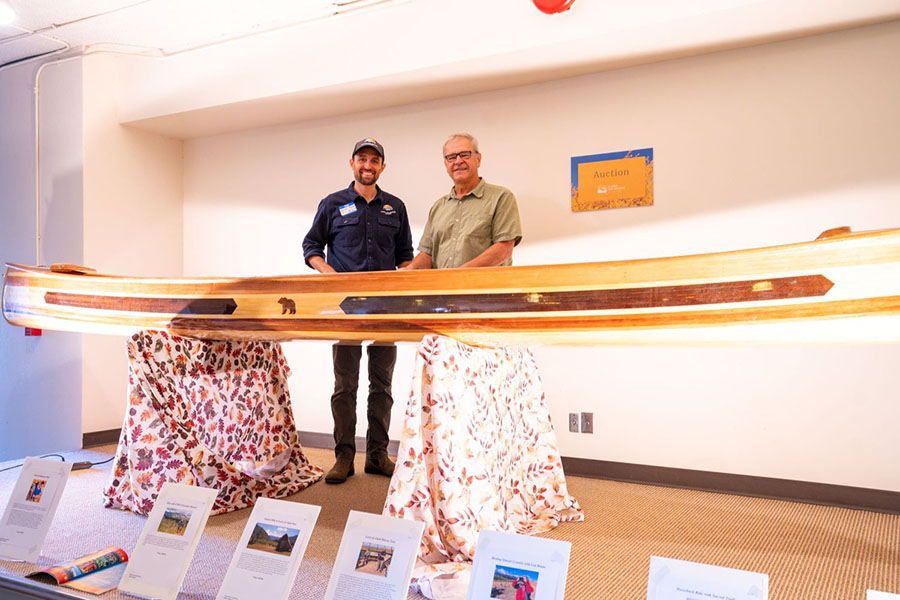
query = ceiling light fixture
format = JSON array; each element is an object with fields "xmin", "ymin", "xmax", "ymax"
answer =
[{"xmin": 0, "ymin": 0, "xmax": 16, "ymax": 25}]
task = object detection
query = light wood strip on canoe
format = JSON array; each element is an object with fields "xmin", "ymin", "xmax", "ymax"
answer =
[{"xmin": 4, "ymin": 228, "xmax": 900, "ymax": 297}]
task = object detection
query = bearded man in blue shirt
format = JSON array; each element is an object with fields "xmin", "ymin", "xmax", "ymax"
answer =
[{"xmin": 302, "ymin": 138, "xmax": 414, "ymax": 484}]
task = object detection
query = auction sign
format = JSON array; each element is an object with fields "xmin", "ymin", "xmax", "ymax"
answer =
[{"xmin": 570, "ymin": 148, "xmax": 653, "ymax": 212}]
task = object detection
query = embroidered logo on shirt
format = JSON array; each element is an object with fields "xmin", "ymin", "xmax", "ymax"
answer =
[
  {"xmin": 381, "ymin": 204, "xmax": 396, "ymax": 216},
  {"xmin": 339, "ymin": 201, "xmax": 357, "ymax": 216}
]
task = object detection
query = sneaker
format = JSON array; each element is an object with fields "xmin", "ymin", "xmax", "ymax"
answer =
[
  {"xmin": 325, "ymin": 457, "xmax": 355, "ymax": 484},
  {"xmin": 364, "ymin": 454, "xmax": 395, "ymax": 477}
]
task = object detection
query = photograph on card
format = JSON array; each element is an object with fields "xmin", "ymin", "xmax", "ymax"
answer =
[
  {"xmin": 25, "ymin": 479, "xmax": 47, "ymax": 503},
  {"xmin": 157, "ymin": 508, "xmax": 193, "ymax": 536},
  {"xmin": 355, "ymin": 542, "xmax": 394, "ymax": 577},
  {"xmin": 247, "ymin": 522, "xmax": 300, "ymax": 556},
  {"xmin": 490, "ymin": 564, "xmax": 538, "ymax": 599},
  {"xmin": 467, "ymin": 530, "xmax": 570, "ymax": 600}
]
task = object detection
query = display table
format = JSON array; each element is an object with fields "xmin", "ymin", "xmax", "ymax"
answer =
[
  {"xmin": 383, "ymin": 335, "xmax": 582, "ymax": 589},
  {"xmin": 103, "ymin": 330, "xmax": 323, "ymax": 515}
]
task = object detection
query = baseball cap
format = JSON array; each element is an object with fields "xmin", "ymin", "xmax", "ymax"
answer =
[{"xmin": 352, "ymin": 138, "xmax": 384, "ymax": 159}]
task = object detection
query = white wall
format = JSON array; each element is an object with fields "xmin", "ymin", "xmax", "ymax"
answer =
[
  {"xmin": 80, "ymin": 54, "xmax": 184, "ymax": 433},
  {"xmin": 0, "ymin": 53, "xmax": 184, "ymax": 450},
  {"xmin": 116, "ymin": 0, "xmax": 900, "ymax": 138},
  {"xmin": 182, "ymin": 21, "xmax": 900, "ymax": 491},
  {"xmin": 0, "ymin": 58, "xmax": 84, "ymax": 460}
]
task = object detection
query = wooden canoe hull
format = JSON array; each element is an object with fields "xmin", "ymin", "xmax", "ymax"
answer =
[{"xmin": 5, "ymin": 227, "xmax": 900, "ymax": 344}]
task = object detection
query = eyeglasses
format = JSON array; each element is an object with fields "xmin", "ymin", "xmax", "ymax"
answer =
[{"xmin": 443, "ymin": 150, "xmax": 475, "ymax": 162}]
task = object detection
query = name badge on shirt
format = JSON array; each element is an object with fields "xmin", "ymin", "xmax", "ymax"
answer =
[{"xmin": 339, "ymin": 201, "xmax": 358, "ymax": 217}]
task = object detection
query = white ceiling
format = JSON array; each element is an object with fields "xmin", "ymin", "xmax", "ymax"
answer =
[
  {"xmin": 2, "ymin": 0, "xmax": 899, "ymax": 138},
  {"xmin": 0, "ymin": 0, "xmax": 402, "ymax": 67}
]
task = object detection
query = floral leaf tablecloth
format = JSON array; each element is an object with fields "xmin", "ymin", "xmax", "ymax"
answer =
[
  {"xmin": 103, "ymin": 330, "xmax": 323, "ymax": 516},
  {"xmin": 383, "ymin": 335, "xmax": 583, "ymax": 595}
]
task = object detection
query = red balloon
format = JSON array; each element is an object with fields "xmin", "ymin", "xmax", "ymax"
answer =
[{"xmin": 533, "ymin": 0, "xmax": 575, "ymax": 14}]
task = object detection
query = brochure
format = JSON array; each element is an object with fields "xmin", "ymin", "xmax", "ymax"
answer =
[
  {"xmin": 215, "ymin": 498, "xmax": 321, "ymax": 600},
  {"xmin": 467, "ymin": 529, "xmax": 571, "ymax": 600},
  {"xmin": 647, "ymin": 556, "xmax": 768, "ymax": 600},
  {"xmin": 26, "ymin": 546, "xmax": 128, "ymax": 594},
  {"xmin": 118, "ymin": 482, "xmax": 218, "ymax": 600},
  {"xmin": 323, "ymin": 510, "xmax": 425, "ymax": 600},
  {"xmin": 0, "ymin": 457, "xmax": 72, "ymax": 562}
]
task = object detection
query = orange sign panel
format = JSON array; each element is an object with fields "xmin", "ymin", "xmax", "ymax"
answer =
[{"xmin": 571, "ymin": 148, "xmax": 653, "ymax": 212}]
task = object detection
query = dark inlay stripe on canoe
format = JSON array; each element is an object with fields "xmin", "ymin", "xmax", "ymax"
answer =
[
  {"xmin": 339, "ymin": 275, "xmax": 834, "ymax": 315},
  {"xmin": 168, "ymin": 295, "xmax": 900, "ymax": 334},
  {"xmin": 44, "ymin": 292, "xmax": 238, "ymax": 315}
]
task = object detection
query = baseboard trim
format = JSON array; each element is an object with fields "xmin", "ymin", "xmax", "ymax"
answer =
[
  {"xmin": 561, "ymin": 456, "xmax": 900, "ymax": 515},
  {"xmin": 82, "ymin": 428, "xmax": 897, "ymax": 514},
  {"xmin": 82, "ymin": 428, "xmax": 120, "ymax": 448}
]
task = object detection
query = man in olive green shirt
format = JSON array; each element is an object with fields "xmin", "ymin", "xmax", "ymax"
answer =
[{"xmin": 406, "ymin": 133, "xmax": 522, "ymax": 270}]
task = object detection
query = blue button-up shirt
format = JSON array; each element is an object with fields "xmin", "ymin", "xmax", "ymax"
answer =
[{"xmin": 302, "ymin": 182, "xmax": 414, "ymax": 273}]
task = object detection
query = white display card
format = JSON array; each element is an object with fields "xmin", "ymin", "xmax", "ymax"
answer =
[
  {"xmin": 215, "ymin": 498, "xmax": 321, "ymax": 600},
  {"xmin": 119, "ymin": 482, "xmax": 218, "ymax": 600},
  {"xmin": 647, "ymin": 556, "xmax": 769, "ymax": 600},
  {"xmin": 467, "ymin": 529, "xmax": 571, "ymax": 600},
  {"xmin": 868, "ymin": 591, "xmax": 900, "ymax": 599},
  {"xmin": 323, "ymin": 510, "xmax": 425, "ymax": 600},
  {"xmin": 0, "ymin": 457, "xmax": 72, "ymax": 562}
]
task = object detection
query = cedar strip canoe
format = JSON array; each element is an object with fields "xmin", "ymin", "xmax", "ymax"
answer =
[{"xmin": 4, "ymin": 227, "xmax": 900, "ymax": 345}]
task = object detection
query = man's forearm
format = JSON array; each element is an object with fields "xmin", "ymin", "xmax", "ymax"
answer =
[
  {"xmin": 461, "ymin": 240, "xmax": 514, "ymax": 268},
  {"xmin": 308, "ymin": 255, "xmax": 336, "ymax": 274},
  {"xmin": 403, "ymin": 252, "xmax": 433, "ymax": 270}
]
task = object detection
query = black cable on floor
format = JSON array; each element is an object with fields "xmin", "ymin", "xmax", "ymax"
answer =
[{"xmin": 0, "ymin": 453, "xmax": 114, "ymax": 473}]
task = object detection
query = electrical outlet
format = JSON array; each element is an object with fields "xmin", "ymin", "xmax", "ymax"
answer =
[
  {"xmin": 568, "ymin": 413, "xmax": 579, "ymax": 433},
  {"xmin": 581, "ymin": 412, "xmax": 593, "ymax": 434}
]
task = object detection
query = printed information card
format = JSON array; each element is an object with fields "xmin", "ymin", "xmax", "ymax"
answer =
[
  {"xmin": 216, "ymin": 498, "xmax": 321, "ymax": 600},
  {"xmin": 647, "ymin": 556, "xmax": 768, "ymax": 600},
  {"xmin": 323, "ymin": 510, "xmax": 425, "ymax": 600},
  {"xmin": 868, "ymin": 591, "xmax": 900, "ymax": 599},
  {"xmin": 119, "ymin": 482, "xmax": 218, "ymax": 600},
  {"xmin": 0, "ymin": 457, "xmax": 72, "ymax": 562},
  {"xmin": 467, "ymin": 529, "xmax": 572, "ymax": 600}
]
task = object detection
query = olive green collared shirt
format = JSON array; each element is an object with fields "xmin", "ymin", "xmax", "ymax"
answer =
[{"xmin": 418, "ymin": 179, "xmax": 523, "ymax": 269}]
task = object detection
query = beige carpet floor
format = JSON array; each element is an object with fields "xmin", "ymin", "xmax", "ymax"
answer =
[{"xmin": 0, "ymin": 444, "xmax": 897, "ymax": 599}]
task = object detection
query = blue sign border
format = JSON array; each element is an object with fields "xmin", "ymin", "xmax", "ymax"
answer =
[{"xmin": 571, "ymin": 147, "xmax": 653, "ymax": 197}]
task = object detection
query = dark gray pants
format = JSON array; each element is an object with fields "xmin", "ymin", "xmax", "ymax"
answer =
[{"xmin": 331, "ymin": 343, "xmax": 396, "ymax": 460}]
